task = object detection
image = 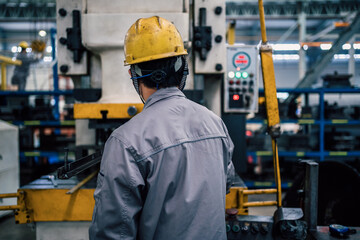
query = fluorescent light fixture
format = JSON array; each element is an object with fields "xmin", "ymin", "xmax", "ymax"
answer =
[
  {"xmin": 320, "ymin": 44, "xmax": 332, "ymax": 50},
  {"xmin": 273, "ymin": 54, "xmax": 300, "ymax": 61},
  {"xmin": 334, "ymin": 54, "xmax": 349, "ymax": 60},
  {"xmin": 272, "ymin": 44, "xmax": 300, "ymax": 51},
  {"xmin": 353, "ymin": 43, "xmax": 360, "ymax": 49},
  {"xmin": 333, "ymin": 54, "xmax": 360, "ymax": 60},
  {"xmin": 342, "ymin": 43, "xmax": 351, "ymax": 50},
  {"xmin": 277, "ymin": 92, "xmax": 289, "ymax": 99},
  {"xmin": 46, "ymin": 46, "xmax": 52, "ymax": 53}
]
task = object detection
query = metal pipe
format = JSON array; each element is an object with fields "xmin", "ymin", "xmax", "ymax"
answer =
[
  {"xmin": 0, "ymin": 55, "xmax": 21, "ymax": 65},
  {"xmin": 1, "ymin": 63, "xmax": 6, "ymax": 90},
  {"xmin": 0, "ymin": 205, "xmax": 21, "ymax": 211},
  {"xmin": 272, "ymin": 139, "xmax": 282, "ymax": 207},
  {"xmin": 66, "ymin": 170, "xmax": 98, "ymax": 194},
  {"xmin": 0, "ymin": 193, "xmax": 20, "ymax": 198},
  {"xmin": 243, "ymin": 201, "xmax": 277, "ymax": 207},
  {"xmin": 243, "ymin": 189, "xmax": 277, "ymax": 195}
]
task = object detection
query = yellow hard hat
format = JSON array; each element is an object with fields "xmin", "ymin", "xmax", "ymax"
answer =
[
  {"xmin": 19, "ymin": 41, "xmax": 29, "ymax": 49},
  {"xmin": 124, "ymin": 16, "xmax": 187, "ymax": 66}
]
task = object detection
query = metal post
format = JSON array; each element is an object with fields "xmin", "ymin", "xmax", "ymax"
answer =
[
  {"xmin": 298, "ymin": 11, "xmax": 306, "ymax": 80},
  {"xmin": 319, "ymin": 90, "xmax": 324, "ymax": 161},
  {"xmin": 258, "ymin": 0, "xmax": 268, "ymax": 44},
  {"xmin": 1, "ymin": 63, "xmax": 6, "ymax": 90},
  {"xmin": 258, "ymin": 0, "xmax": 282, "ymax": 208},
  {"xmin": 303, "ymin": 160, "xmax": 319, "ymax": 231},
  {"xmin": 51, "ymin": 28, "xmax": 60, "ymax": 120},
  {"xmin": 348, "ymin": 36, "xmax": 355, "ymax": 86}
]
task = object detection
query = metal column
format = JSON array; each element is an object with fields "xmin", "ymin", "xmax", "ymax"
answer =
[
  {"xmin": 303, "ymin": 160, "xmax": 319, "ymax": 232},
  {"xmin": 298, "ymin": 11, "xmax": 306, "ymax": 81}
]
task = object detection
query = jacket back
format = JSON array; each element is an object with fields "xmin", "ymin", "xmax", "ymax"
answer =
[{"xmin": 89, "ymin": 87, "xmax": 234, "ymax": 240}]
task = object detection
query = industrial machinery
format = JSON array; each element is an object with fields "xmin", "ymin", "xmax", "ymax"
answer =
[
  {"xmin": 1, "ymin": 0, "xmax": 360, "ymax": 240},
  {"xmin": 0, "ymin": 0, "xmax": 229, "ymax": 239}
]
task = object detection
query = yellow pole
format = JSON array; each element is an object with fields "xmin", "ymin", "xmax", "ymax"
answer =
[
  {"xmin": 243, "ymin": 188, "xmax": 277, "ymax": 195},
  {"xmin": 66, "ymin": 170, "xmax": 98, "ymax": 194},
  {"xmin": 0, "ymin": 192, "xmax": 20, "ymax": 198},
  {"xmin": 243, "ymin": 201, "xmax": 278, "ymax": 207},
  {"xmin": 227, "ymin": 21, "xmax": 236, "ymax": 45},
  {"xmin": 1, "ymin": 63, "xmax": 6, "ymax": 90},
  {"xmin": 258, "ymin": 0, "xmax": 282, "ymax": 208},
  {"xmin": 272, "ymin": 139, "xmax": 282, "ymax": 207},
  {"xmin": 258, "ymin": 0, "xmax": 268, "ymax": 43}
]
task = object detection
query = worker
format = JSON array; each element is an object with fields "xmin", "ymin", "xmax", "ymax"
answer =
[
  {"xmin": 11, "ymin": 41, "xmax": 41, "ymax": 91},
  {"xmin": 89, "ymin": 16, "xmax": 235, "ymax": 240}
]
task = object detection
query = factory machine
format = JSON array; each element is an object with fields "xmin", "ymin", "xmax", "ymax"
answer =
[{"xmin": 0, "ymin": 0, "xmax": 359, "ymax": 239}]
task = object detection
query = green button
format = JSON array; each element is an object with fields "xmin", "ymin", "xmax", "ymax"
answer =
[
  {"xmin": 233, "ymin": 224, "xmax": 241, "ymax": 233},
  {"xmin": 235, "ymin": 72, "xmax": 241, "ymax": 79},
  {"xmin": 226, "ymin": 224, "xmax": 231, "ymax": 232},
  {"xmin": 242, "ymin": 71, "xmax": 249, "ymax": 79}
]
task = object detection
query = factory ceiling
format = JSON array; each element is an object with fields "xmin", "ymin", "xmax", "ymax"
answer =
[{"xmin": 0, "ymin": 0, "xmax": 358, "ymax": 43}]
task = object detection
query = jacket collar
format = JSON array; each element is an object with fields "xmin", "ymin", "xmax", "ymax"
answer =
[{"xmin": 143, "ymin": 87, "xmax": 185, "ymax": 109}]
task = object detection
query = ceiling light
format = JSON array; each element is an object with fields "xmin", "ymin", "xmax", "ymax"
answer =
[{"xmin": 39, "ymin": 30, "xmax": 47, "ymax": 37}]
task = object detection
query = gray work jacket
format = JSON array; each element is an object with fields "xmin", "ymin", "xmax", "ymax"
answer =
[{"xmin": 89, "ymin": 87, "xmax": 235, "ymax": 240}]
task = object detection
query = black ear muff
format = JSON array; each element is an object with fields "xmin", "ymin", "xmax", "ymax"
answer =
[{"xmin": 151, "ymin": 70, "xmax": 167, "ymax": 83}]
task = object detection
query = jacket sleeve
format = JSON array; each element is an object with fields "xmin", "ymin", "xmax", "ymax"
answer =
[
  {"xmin": 89, "ymin": 136, "xmax": 145, "ymax": 240},
  {"xmin": 226, "ymin": 137, "xmax": 235, "ymax": 194},
  {"xmin": 222, "ymin": 122, "xmax": 235, "ymax": 194}
]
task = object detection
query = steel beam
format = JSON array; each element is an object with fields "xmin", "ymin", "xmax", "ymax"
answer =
[{"xmin": 285, "ymin": 11, "xmax": 360, "ymax": 104}]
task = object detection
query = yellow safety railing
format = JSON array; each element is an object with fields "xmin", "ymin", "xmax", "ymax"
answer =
[
  {"xmin": 0, "ymin": 192, "xmax": 21, "ymax": 211},
  {"xmin": 0, "ymin": 55, "xmax": 22, "ymax": 90}
]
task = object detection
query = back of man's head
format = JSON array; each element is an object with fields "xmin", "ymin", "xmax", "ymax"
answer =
[{"xmin": 132, "ymin": 56, "xmax": 187, "ymax": 89}]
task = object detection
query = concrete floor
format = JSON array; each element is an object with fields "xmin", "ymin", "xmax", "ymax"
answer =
[
  {"xmin": 0, "ymin": 213, "xmax": 36, "ymax": 240},
  {"xmin": 0, "ymin": 194, "xmax": 277, "ymax": 240}
]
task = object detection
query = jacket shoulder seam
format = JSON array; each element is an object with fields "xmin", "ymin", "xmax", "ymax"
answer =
[{"xmin": 136, "ymin": 134, "xmax": 227, "ymax": 163}]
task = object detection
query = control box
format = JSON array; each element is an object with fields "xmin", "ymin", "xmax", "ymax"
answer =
[{"xmin": 224, "ymin": 45, "xmax": 259, "ymax": 113}]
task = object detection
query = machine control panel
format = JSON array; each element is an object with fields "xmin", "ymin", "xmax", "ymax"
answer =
[
  {"xmin": 224, "ymin": 45, "xmax": 259, "ymax": 113},
  {"xmin": 226, "ymin": 214, "xmax": 274, "ymax": 240}
]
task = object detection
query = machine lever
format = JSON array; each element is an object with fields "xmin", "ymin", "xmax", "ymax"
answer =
[
  {"xmin": 40, "ymin": 175, "xmax": 58, "ymax": 188},
  {"xmin": 57, "ymin": 150, "xmax": 102, "ymax": 179}
]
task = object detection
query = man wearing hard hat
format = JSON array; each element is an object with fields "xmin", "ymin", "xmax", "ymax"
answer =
[
  {"xmin": 11, "ymin": 41, "xmax": 40, "ymax": 91},
  {"xmin": 89, "ymin": 16, "xmax": 235, "ymax": 240}
]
